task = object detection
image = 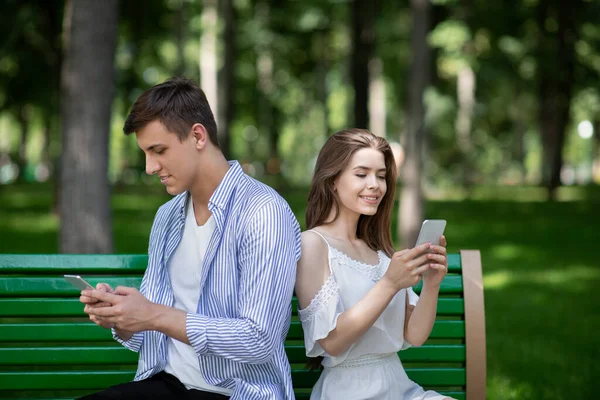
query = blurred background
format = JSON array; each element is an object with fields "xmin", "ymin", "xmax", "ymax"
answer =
[{"xmin": 0, "ymin": 0, "xmax": 599, "ymax": 398}]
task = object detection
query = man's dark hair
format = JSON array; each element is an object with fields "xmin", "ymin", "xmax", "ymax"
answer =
[{"xmin": 123, "ymin": 76, "xmax": 219, "ymax": 146}]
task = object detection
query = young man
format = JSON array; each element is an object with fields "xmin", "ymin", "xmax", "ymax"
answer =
[{"xmin": 79, "ymin": 77, "xmax": 301, "ymax": 399}]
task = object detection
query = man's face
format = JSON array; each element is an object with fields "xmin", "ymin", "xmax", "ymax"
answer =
[{"xmin": 136, "ymin": 120, "xmax": 198, "ymax": 195}]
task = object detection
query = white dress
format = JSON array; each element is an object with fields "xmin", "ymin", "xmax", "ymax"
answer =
[{"xmin": 298, "ymin": 231, "xmax": 447, "ymax": 400}]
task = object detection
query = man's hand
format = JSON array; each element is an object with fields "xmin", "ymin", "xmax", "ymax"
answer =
[
  {"xmin": 81, "ymin": 283, "xmax": 116, "ymax": 329},
  {"xmin": 82, "ymin": 286, "xmax": 158, "ymax": 333}
]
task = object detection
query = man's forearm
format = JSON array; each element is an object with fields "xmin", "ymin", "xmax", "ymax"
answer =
[{"xmin": 149, "ymin": 303, "xmax": 190, "ymax": 344}]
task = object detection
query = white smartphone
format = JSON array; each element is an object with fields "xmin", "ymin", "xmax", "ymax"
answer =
[
  {"xmin": 64, "ymin": 274, "xmax": 95, "ymax": 291},
  {"xmin": 415, "ymin": 219, "xmax": 447, "ymax": 247}
]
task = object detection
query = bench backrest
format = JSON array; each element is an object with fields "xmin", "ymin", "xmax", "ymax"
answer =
[{"xmin": 0, "ymin": 251, "xmax": 485, "ymax": 400}]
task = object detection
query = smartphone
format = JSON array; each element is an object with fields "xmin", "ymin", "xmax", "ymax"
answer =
[
  {"xmin": 64, "ymin": 274, "xmax": 95, "ymax": 291},
  {"xmin": 415, "ymin": 219, "xmax": 447, "ymax": 247}
]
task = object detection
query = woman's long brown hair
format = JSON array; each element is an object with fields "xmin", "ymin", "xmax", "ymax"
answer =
[{"xmin": 304, "ymin": 129, "xmax": 398, "ymax": 369}]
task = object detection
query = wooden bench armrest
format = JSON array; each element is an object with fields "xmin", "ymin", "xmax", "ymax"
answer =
[{"xmin": 460, "ymin": 250, "xmax": 486, "ymax": 400}]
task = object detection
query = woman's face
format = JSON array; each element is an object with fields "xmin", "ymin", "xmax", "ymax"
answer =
[{"xmin": 334, "ymin": 147, "xmax": 387, "ymax": 217}]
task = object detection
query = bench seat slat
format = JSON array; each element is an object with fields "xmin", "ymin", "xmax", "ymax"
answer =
[
  {"xmin": 0, "ymin": 254, "xmax": 462, "ymax": 274},
  {"xmin": 0, "ymin": 277, "xmax": 142, "ymax": 297},
  {"xmin": 0, "ymin": 297, "xmax": 464, "ymax": 317},
  {"xmin": 0, "ymin": 320, "xmax": 465, "ymax": 342},
  {"xmin": 0, "ymin": 344, "xmax": 465, "ymax": 365},
  {"xmin": 0, "ymin": 368, "xmax": 465, "ymax": 390},
  {"xmin": 0, "ymin": 255, "xmax": 148, "ymax": 273}
]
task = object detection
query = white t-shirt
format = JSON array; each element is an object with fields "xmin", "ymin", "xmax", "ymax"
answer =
[{"xmin": 164, "ymin": 200, "xmax": 232, "ymax": 396}]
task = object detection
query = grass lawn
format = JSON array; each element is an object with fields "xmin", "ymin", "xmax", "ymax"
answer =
[{"xmin": 1, "ymin": 183, "xmax": 598, "ymax": 399}]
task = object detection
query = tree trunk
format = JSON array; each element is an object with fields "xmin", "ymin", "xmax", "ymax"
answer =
[
  {"xmin": 217, "ymin": 0, "xmax": 236, "ymax": 159},
  {"xmin": 399, "ymin": 0, "xmax": 430, "ymax": 249},
  {"xmin": 350, "ymin": 0, "xmax": 378, "ymax": 129},
  {"xmin": 17, "ymin": 106, "xmax": 30, "ymax": 182},
  {"xmin": 59, "ymin": 0, "xmax": 118, "ymax": 253},
  {"xmin": 317, "ymin": 28, "xmax": 330, "ymax": 137},
  {"xmin": 200, "ymin": 0, "xmax": 219, "ymax": 127},
  {"xmin": 369, "ymin": 58, "xmax": 386, "ymax": 137},
  {"xmin": 455, "ymin": 65, "xmax": 476, "ymax": 189},
  {"xmin": 537, "ymin": 0, "xmax": 579, "ymax": 200},
  {"xmin": 175, "ymin": 0, "xmax": 186, "ymax": 77}
]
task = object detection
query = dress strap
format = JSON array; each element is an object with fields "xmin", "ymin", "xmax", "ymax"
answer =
[
  {"xmin": 306, "ymin": 229, "xmax": 331, "ymax": 247},
  {"xmin": 306, "ymin": 229, "xmax": 334, "ymax": 275}
]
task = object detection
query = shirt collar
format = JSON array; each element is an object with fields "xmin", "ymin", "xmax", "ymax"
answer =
[{"xmin": 175, "ymin": 160, "xmax": 245, "ymax": 219}]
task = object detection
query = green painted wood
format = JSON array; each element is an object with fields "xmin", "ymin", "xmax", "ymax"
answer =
[
  {"xmin": 412, "ymin": 275, "xmax": 463, "ymax": 294},
  {"xmin": 0, "ymin": 323, "xmax": 112, "ymax": 342},
  {"xmin": 0, "ymin": 277, "xmax": 142, "ymax": 297},
  {"xmin": 0, "ymin": 297, "xmax": 464, "ymax": 317},
  {"xmin": 0, "ymin": 254, "xmax": 460, "ymax": 273},
  {"xmin": 0, "ymin": 347, "xmax": 138, "ymax": 365},
  {"xmin": 0, "ymin": 320, "xmax": 465, "ymax": 343},
  {"xmin": 447, "ymin": 253, "xmax": 461, "ymax": 273},
  {"xmin": 0, "ymin": 298, "xmax": 85, "ymax": 316},
  {"xmin": 0, "ymin": 371, "xmax": 136, "ymax": 390},
  {"xmin": 0, "ymin": 255, "xmax": 148, "ymax": 272}
]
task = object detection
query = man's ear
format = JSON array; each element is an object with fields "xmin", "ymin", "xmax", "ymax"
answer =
[{"xmin": 191, "ymin": 123, "xmax": 208, "ymax": 149}]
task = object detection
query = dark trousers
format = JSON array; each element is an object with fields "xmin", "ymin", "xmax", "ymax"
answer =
[{"xmin": 77, "ymin": 371, "xmax": 229, "ymax": 400}]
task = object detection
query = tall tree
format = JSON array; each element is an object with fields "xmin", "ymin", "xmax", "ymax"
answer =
[
  {"xmin": 399, "ymin": 0, "xmax": 431, "ymax": 249},
  {"xmin": 536, "ymin": 0, "xmax": 580, "ymax": 199},
  {"xmin": 217, "ymin": 0, "xmax": 237, "ymax": 159},
  {"xmin": 350, "ymin": 0, "xmax": 378, "ymax": 129},
  {"xmin": 200, "ymin": 0, "xmax": 219, "ymax": 131},
  {"xmin": 59, "ymin": 0, "xmax": 118, "ymax": 253}
]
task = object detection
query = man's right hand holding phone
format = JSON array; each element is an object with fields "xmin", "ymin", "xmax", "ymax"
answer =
[{"xmin": 80, "ymin": 283, "xmax": 116, "ymax": 329}]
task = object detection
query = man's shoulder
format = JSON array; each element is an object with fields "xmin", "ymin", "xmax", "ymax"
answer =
[{"xmin": 235, "ymin": 175, "xmax": 293, "ymax": 216}]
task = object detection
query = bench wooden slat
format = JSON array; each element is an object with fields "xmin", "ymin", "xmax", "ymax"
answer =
[
  {"xmin": 0, "ymin": 277, "xmax": 142, "ymax": 297},
  {"xmin": 0, "ymin": 275, "xmax": 462, "ymax": 297},
  {"xmin": 0, "ymin": 254, "xmax": 461, "ymax": 273},
  {"xmin": 0, "ymin": 255, "xmax": 148, "ymax": 272},
  {"xmin": 0, "ymin": 368, "xmax": 465, "ymax": 390},
  {"xmin": 0, "ymin": 297, "xmax": 466, "ymax": 317},
  {"xmin": 413, "ymin": 275, "xmax": 462, "ymax": 294},
  {"xmin": 0, "ymin": 344, "xmax": 465, "ymax": 365},
  {"xmin": 0, "ymin": 320, "xmax": 464, "ymax": 342}
]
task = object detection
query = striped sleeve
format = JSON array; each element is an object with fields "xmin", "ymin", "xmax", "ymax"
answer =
[
  {"xmin": 112, "ymin": 329, "xmax": 143, "ymax": 352},
  {"xmin": 186, "ymin": 200, "xmax": 300, "ymax": 363}
]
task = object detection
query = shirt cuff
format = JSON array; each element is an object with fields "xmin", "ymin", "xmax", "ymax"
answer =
[
  {"xmin": 112, "ymin": 329, "xmax": 143, "ymax": 352},
  {"xmin": 186, "ymin": 313, "xmax": 209, "ymax": 355}
]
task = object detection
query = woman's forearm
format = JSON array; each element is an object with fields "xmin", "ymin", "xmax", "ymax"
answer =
[{"xmin": 405, "ymin": 283, "xmax": 440, "ymax": 346}]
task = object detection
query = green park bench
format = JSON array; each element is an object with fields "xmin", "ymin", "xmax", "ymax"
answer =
[{"xmin": 0, "ymin": 251, "xmax": 486, "ymax": 400}]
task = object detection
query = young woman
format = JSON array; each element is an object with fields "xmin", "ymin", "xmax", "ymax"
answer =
[{"xmin": 295, "ymin": 129, "xmax": 452, "ymax": 400}]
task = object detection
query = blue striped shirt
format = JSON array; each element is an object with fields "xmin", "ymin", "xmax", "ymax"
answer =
[{"xmin": 113, "ymin": 161, "xmax": 301, "ymax": 399}]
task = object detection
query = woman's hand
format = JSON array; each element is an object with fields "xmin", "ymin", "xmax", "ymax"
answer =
[
  {"xmin": 422, "ymin": 235, "xmax": 448, "ymax": 288},
  {"xmin": 382, "ymin": 242, "xmax": 432, "ymax": 292}
]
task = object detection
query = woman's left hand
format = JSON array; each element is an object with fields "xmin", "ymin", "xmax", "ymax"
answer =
[{"xmin": 422, "ymin": 235, "xmax": 448, "ymax": 287}]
